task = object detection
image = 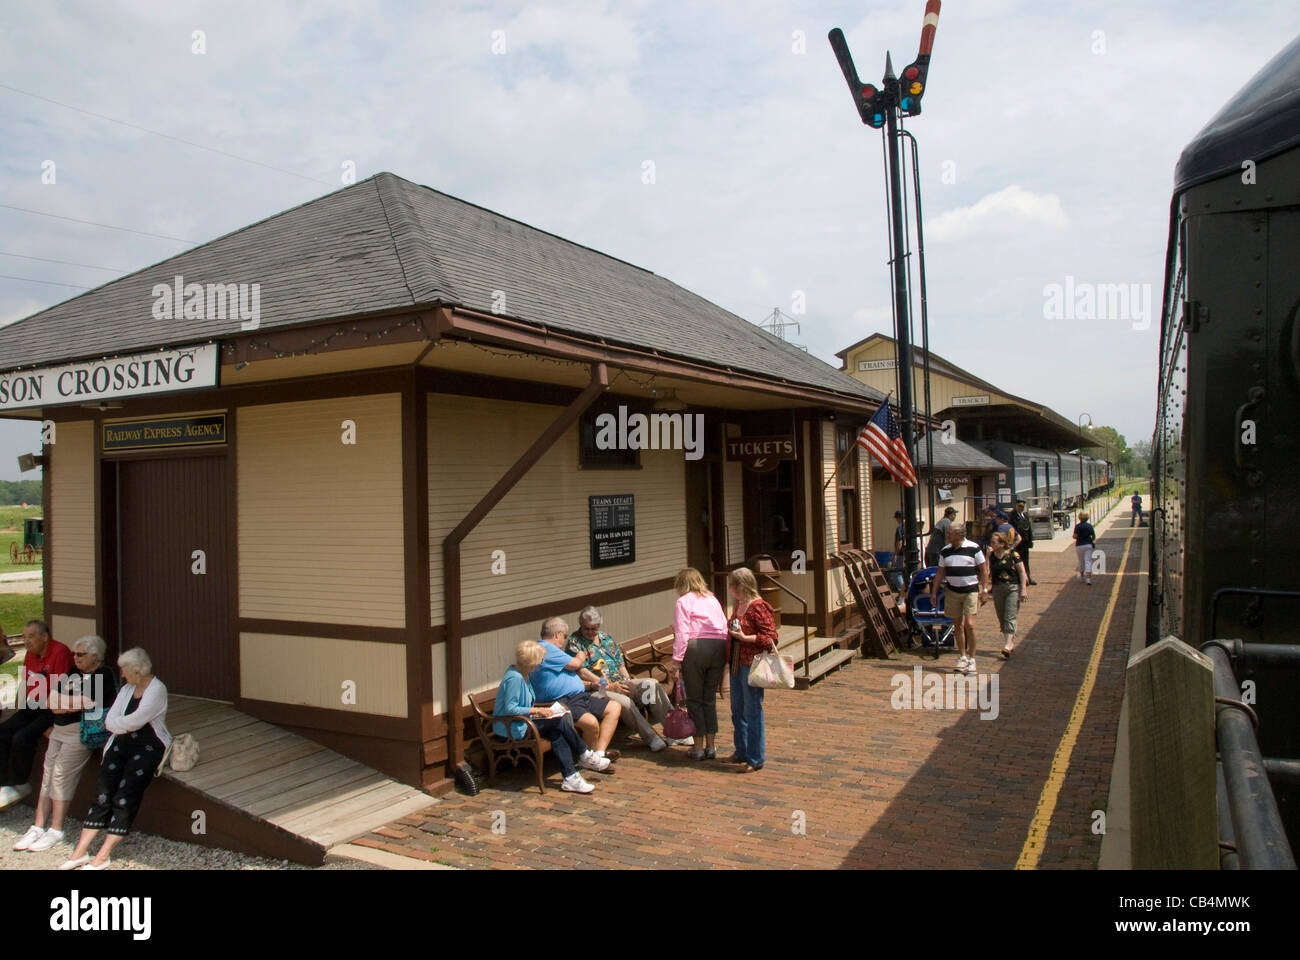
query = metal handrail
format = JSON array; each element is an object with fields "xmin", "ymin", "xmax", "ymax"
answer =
[
  {"xmin": 757, "ymin": 572, "xmax": 811, "ymax": 680},
  {"xmin": 1200, "ymin": 641, "xmax": 1297, "ymax": 869}
]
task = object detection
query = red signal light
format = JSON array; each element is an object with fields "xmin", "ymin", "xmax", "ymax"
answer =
[
  {"xmin": 861, "ymin": 84, "xmax": 877, "ymax": 99},
  {"xmin": 904, "ymin": 65, "xmax": 919, "ymax": 79}
]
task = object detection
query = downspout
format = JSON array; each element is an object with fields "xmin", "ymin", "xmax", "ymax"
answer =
[{"xmin": 443, "ymin": 362, "xmax": 609, "ymax": 782}]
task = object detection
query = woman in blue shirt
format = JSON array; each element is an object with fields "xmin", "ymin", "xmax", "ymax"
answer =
[
  {"xmin": 1072, "ymin": 512, "xmax": 1097, "ymax": 585},
  {"xmin": 493, "ymin": 640, "xmax": 610, "ymax": 794}
]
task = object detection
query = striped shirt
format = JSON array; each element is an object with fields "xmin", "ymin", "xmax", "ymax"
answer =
[{"xmin": 939, "ymin": 539, "xmax": 986, "ymax": 593}]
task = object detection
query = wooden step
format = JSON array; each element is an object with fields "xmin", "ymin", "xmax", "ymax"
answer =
[
  {"xmin": 778, "ymin": 631, "xmax": 842, "ymax": 663},
  {"xmin": 794, "ymin": 648, "xmax": 858, "ymax": 689}
]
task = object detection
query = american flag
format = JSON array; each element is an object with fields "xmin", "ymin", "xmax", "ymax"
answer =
[{"xmin": 858, "ymin": 400, "xmax": 917, "ymax": 486}]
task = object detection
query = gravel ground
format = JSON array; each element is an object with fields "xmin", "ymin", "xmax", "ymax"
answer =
[{"xmin": 0, "ymin": 802, "xmax": 377, "ymax": 870}]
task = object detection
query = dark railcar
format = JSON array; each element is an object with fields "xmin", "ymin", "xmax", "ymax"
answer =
[{"xmin": 1151, "ymin": 34, "xmax": 1300, "ymax": 857}]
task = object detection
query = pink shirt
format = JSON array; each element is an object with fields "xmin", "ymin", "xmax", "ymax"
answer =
[{"xmin": 672, "ymin": 591, "xmax": 729, "ymax": 660}]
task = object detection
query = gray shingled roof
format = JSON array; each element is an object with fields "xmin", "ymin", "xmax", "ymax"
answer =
[
  {"xmin": 0, "ymin": 173, "xmax": 884, "ymax": 405},
  {"xmin": 914, "ymin": 432, "xmax": 1007, "ymax": 472}
]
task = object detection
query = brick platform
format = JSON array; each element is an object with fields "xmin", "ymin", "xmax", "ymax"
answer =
[{"xmin": 361, "ymin": 525, "xmax": 1144, "ymax": 869}]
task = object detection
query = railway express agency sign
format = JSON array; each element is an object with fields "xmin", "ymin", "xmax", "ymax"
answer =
[{"xmin": 0, "ymin": 343, "xmax": 219, "ymax": 411}]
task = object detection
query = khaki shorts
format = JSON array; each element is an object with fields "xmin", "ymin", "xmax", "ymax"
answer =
[{"xmin": 945, "ymin": 590, "xmax": 979, "ymax": 620}]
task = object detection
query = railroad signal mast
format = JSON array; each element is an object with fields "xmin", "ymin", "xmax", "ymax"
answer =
[{"xmin": 828, "ymin": 1, "xmax": 941, "ymax": 579}]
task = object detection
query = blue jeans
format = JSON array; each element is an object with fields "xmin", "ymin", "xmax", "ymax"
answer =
[
  {"xmin": 729, "ymin": 667, "xmax": 766, "ymax": 767},
  {"xmin": 532, "ymin": 715, "xmax": 587, "ymax": 777}
]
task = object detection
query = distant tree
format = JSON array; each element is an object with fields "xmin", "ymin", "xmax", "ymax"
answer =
[{"xmin": 0, "ymin": 479, "xmax": 42, "ymax": 506}]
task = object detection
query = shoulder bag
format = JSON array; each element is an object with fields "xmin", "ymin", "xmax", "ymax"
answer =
[{"xmin": 662, "ymin": 676, "xmax": 696, "ymax": 740}]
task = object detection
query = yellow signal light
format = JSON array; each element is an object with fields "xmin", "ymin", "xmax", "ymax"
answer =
[{"xmin": 909, "ymin": 81, "xmax": 923, "ymax": 95}]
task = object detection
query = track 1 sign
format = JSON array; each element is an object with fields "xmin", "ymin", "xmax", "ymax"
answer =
[{"xmin": 725, "ymin": 435, "xmax": 796, "ymax": 472}]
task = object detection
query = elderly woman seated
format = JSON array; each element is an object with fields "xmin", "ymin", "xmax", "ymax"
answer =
[
  {"xmin": 494, "ymin": 640, "xmax": 610, "ymax": 794},
  {"xmin": 61, "ymin": 647, "xmax": 170, "ymax": 871},
  {"xmin": 12, "ymin": 635, "xmax": 117, "ymax": 853},
  {"xmin": 565, "ymin": 605, "xmax": 678, "ymax": 751}
]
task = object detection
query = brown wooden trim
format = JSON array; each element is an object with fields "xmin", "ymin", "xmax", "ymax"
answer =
[
  {"xmin": 403, "ymin": 373, "xmax": 436, "ymax": 742},
  {"xmin": 99, "ymin": 445, "xmax": 229, "ymax": 462},
  {"xmin": 447, "ymin": 575, "xmax": 676, "ymax": 639},
  {"xmin": 227, "ymin": 405, "xmax": 241, "ymax": 709},
  {"xmin": 47, "ymin": 601, "xmax": 99, "ymax": 620},
  {"xmin": 235, "ymin": 697, "xmax": 417, "ymax": 741},
  {"xmin": 223, "ymin": 310, "xmax": 438, "ymax": 367},
  {"xmin": 237, "ymin": 618, "xmax": 407, "ymax": 643}
]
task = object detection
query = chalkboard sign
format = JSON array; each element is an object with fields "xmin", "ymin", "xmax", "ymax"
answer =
[{"xmin": 590, "ymin": 494, "xmax": 635, "ymax": 568}]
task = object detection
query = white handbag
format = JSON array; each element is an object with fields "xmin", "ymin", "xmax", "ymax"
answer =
[{"xmin": 748, "ymin": 647, "xmax": 795, "ymax": 689}]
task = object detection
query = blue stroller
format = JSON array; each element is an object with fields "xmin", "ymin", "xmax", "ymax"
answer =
[{"xmin": 906, "ymin": 567, "xmax": 955, "ymax": 660}]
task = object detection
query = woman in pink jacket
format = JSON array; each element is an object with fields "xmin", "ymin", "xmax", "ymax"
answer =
[{"xmin": 666, "ymin": 567, "xmax": 729, "ymax": 759}]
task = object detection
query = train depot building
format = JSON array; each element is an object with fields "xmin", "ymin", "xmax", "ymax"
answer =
[
  {"xmin": 0, "ymin": 172, "xmax": 895, "ymax": 807},
  {"xmin": 838, "ymin": 333, "xmax": 1113, "ymax": 541}
]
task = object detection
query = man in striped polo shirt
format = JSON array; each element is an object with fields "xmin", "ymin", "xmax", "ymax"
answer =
[{"xmin": 930, "ymin": 522, "xmax": 990, "ymax": 674}]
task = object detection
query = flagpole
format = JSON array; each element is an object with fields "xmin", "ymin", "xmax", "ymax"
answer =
[{"xmin": 822, "ymin": 391, "xmax": 894, "ymax": 494}]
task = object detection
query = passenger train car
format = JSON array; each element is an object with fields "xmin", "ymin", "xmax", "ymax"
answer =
[
  {"xmin": 1151, "ymin": 35, "xmax": 1300, "ymax": 862},
  {"xmin": 971, "ymin": 440, "xmax": 1111, "ymax": 508}
]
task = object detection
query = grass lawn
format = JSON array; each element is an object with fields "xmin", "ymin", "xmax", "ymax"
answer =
[
  {"xmin": 0, "ymin": 503, "xmax": 43, "ymax": 575},
  {"xmin": 0, "ymin": 592, "xmax": 43, "ymax": 640}
]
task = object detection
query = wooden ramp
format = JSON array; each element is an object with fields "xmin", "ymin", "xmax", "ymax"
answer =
[{"xmin": 158, "ymin": 696, "xmax": 435, "ymax": 864}]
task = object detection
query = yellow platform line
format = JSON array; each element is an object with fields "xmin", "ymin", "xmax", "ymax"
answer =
[{"xmin": 1015, "ymin": 527, "xmax": 1137, "ymax": 869}]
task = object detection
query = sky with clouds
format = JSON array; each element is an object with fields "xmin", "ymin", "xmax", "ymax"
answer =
[{"xmin": 1, "ymin": 0, "xmax": 1297, "ymax": 481}]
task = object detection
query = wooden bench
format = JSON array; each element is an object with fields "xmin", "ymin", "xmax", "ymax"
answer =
[{"xmin": 466, "ymin": 691, "xmax": 554, "ymax": 795}]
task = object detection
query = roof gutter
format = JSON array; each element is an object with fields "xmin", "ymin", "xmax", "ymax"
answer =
[{"xmin": 442, "ymin": 361, "xmax": 610, "ymax": 778}]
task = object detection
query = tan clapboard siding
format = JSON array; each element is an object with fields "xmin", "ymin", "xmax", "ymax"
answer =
[
  {"xmin": 240, "ymin": 632, "xmax": 407, "ymax": 717},
  {"xmin": 428, "ymin": 394, "xmax": 686, "ymax": 624},
  {"xmin": 857, "ymin": 447, "xmax": 868, "ymax": 546},
  {"xmin": 52, "ymin": 615, "xmax": 98, "ymax": 647},
  {"xmin": 846, "ymin": 338, "xmax": 1011, "ymax": 413},
  {"xmin": 238, "ymin": 395, "xmax": 405, "ymax": 627},
  {"xmin": 722, "ymin": 460, "xmax": 744, "ymax": 566},
  {"xmin": 822, "ymin": 423, "xmax": 838, "ymax": 553},
  {"xmin": 872, "ymin": 477, "xmax": 897, "ymax": 553},
  {"xmin": 458, "ymin": 587, "xmax": 679, "ymax": 703},
  {"xmin": 49, "ymin": 420, "xmax": 95, "ymax": 605},
  {"xmin": 827, "ymin": 565, "xmax": 851, "ymax": 612}
]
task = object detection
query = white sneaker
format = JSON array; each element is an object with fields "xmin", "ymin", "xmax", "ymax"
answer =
[
  {"xmin": 58, "ymin": 855, "xmax": 91, "ymax": 871},
  {"xmin": 578, "ymin": 750, "xmax": 611, "ymax": 772},
  {"xmin": 664, "ymin": 736, "xmax": 694, "ymax": 747},
  {"xmin": 956, "ymin": 655, "xmax": 969, "ymax": 669},
  {"xmin": 561, "ymin": 773, "xmax": 595, "ymax": 794},
  {"xmin": 28, "ymin": 828, "xmax": 65, "ymax": 852},
  {"xmin": 13, "ymin": 825, "xmax": 44, "ymax": 851},
  {"xmin": 648, "ymin": 736, "xmax": 666, "ymax": 752},
  {"xmin": 1086, "ymin": 578, "xmax": 1092, "ymax": 585},
  {"xmin": 963, "ymin": 659, "xmax": 978, "ymax": 675},
  {"xmin": 0, "ymin": 784, "xmax": 31, "ymax": 810}
]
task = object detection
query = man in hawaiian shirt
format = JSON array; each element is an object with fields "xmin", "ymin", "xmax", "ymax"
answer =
[{"xmin": 566, "ymin": 605, "xmax": 680, "ymax": 752}]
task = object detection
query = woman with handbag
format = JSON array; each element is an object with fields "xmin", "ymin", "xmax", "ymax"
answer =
[
  {"xmin": 12, "ymin": 635, "xmax": 116, "ymax": 853},
  {"xmin": 666, "ymin": 567, "xmax": 729, "ymax": 760},
  {"xmin": 60, "ymin": 647, "xmax": 170, "ymax": 871},
  {"xmin": 724, "ymin": 568, "xmax": 778, "ymax": 772}
]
